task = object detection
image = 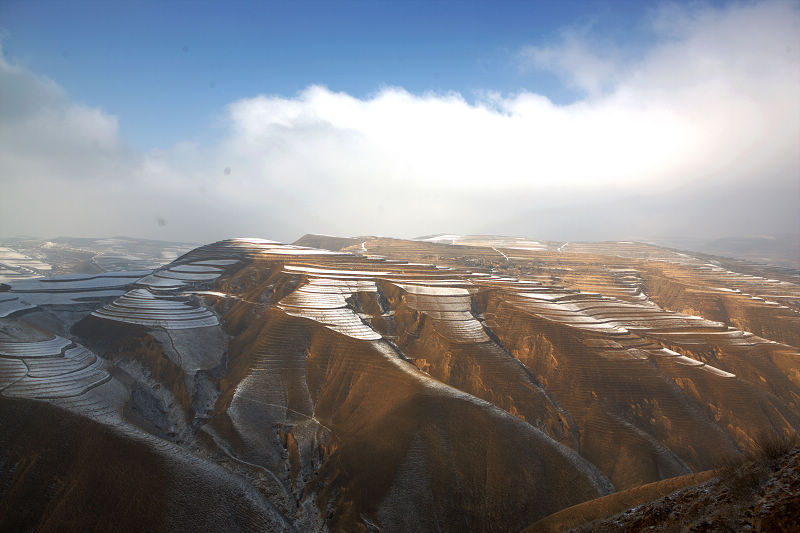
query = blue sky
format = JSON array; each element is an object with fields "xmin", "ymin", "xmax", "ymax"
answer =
[
  {"xmin": 3, "ymin": 0, "xmax": 660, "ymax": 148},
  {"xmin": 0, "ymin": 1, "xmax": 797, "ymax": 243}
]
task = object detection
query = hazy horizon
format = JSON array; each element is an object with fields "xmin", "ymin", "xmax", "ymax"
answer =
[{"xmin": 1, "ymin": 0, "xmax": 798, "ymax": 244}]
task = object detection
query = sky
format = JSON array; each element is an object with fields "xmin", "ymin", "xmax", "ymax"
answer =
[{"xmin": 0, "ymin": 0, "xmax": 798, "ymax": 244}]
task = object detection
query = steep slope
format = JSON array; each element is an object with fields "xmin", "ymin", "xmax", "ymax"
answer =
[
  {"xmin": 554, "ymin": 443, "xmax": 800, "ymax": 532},
  {"xmin": 0, "ymin": 398, "xmax": 291, "ymax": 533},
  {"xmin": 204, "ymin": 247, "xmax": 612, "ymax": 531}
]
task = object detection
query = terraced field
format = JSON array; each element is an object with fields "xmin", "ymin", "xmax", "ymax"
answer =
[
  {"xmin": 1, "ymin": 235, "xmax": 798, "ymax": 532},
  {"xmin": 0, "ymin": 246, "xmax": 53, "ymax": 282}
]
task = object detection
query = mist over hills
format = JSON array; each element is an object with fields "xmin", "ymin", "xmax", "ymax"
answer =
[
  {"xmin": 2, "ymin": 1, "xmax": 799, "ymax": 247},
  {"xmin": 1, "ymin": 233, "xmax": 799, "ymax": 531},
  {"xmin": 654, "ymin": 234, "xmax": 800, "ymax": 270}
]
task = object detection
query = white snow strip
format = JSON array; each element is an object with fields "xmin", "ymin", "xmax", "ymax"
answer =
[{"xmin": 284, "ymin": 265, "xmax": 389, "ymax": 276}]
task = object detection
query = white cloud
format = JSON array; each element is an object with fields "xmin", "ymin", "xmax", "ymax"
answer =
[
  {"xmin": 1, "ymin": 1, "xmax": 798, "ymax": 243},
  {"xmin": 519, "ymin": 27, "xmax": 625, "ymax": 95},
  {"xmin": 0, "ymin": 53, "xmax": 124, "ymax": 180}
]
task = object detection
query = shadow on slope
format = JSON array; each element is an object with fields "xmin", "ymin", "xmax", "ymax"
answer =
[{"xmin": 0, "ymin": 397, "xmax": 291, "ymax": 533}]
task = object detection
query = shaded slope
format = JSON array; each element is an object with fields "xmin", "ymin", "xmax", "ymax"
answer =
[{"xmin": 0, "ymin": 398, "xmax": 291, "ymax": 533}]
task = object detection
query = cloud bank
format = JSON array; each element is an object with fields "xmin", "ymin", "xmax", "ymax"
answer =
[{"xmin": 1, "ymin": 0, "xmax": 798, "ymax": 243}]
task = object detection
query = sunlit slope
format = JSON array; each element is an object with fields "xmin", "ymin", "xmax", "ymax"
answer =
[
  {"xmin": 209, "ymin": 237, "xmax": 798, "ymax": 497},
  {"xmin": 303, "ymin": 236, "xmax": 800, "ymax": 485},
  {"xmin": 202, "ymin": 243, "xmax": 611, "ymax": 530},
  {"xmin": 214, "ymin": 308, "xmax": 609, "ymax": 530}
]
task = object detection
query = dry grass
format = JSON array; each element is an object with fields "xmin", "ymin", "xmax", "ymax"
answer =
[
  {"xmin": 557, "ymin": 432, "xmax": 800, "ymax": 532},
  {"xmin": 716, "ymin": 431, "xmax": 799, "ymax": 499},
  {"xmin": 751, "ymin": 430, "xmax": 799, "ymax": 461},
  {"xmin": 717, "ymin": 455, "xmax": 767, "ymax": 498}
]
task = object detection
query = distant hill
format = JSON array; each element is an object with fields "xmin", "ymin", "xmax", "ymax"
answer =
[
  {"xmin": 0, "ymin": 236, "xmax": 197, "ymax": 282},
  {"xmin": 656, "ymin": 234, "xmax": 800, "ymax": 269}
]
